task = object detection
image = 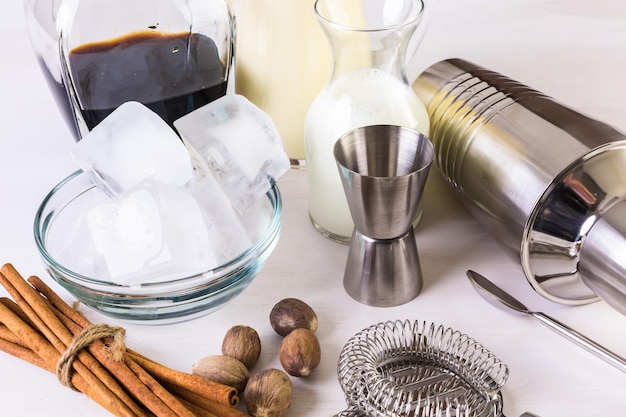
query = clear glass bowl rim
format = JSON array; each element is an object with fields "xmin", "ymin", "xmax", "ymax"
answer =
[{"xmin": 33, "ymin": 169, "xmax": 283, "ymax": 291}]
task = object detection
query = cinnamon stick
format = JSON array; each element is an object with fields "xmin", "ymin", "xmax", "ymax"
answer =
[
  {"xmin": 125, "ymin": 356, "xmax": 196, "ymax": 417},
  {"xmin": 50, "ymin": 303, "xmax": 195, "ymax": 417},
  {"xmin": 166, "ymin": 384, "xmax": 252, "ymax": 417},
  {"xmin": 0, "ymin": 333, "xmax": 137, "ymax": 417},
  {"xmin": 0, "ymin": 265, "xmax": 148, "ymax": 417},
  {"xmin": 26, "ymin": 271, "xmax": 205, "ymax": 417},
  {"xmin": 0, "ymin": 330, "xmax": 111, "ymax": 408},
  {"xmin": 0, "ymin": 323, "xmax": 23, "ymax": 345},
  {"xmin": 0, "ymin": 333, "xmax": 48, "ymax": 369},
  {"xmin": 15, "ymin": 291, "xmax": 148, "ymax": 417},
  {"xmin": 26, "ymin": 273, "xmax": 99, "ymax": 329},
  {"xmin": 0, "ymin": 297, "xmax": 36, "ymax": 327},
  {"xmin": 1, "ymin": 264, "xmax": 247, "ymax": 417},
  {"xmin": 0, "ymin": 301, "xmax": 138, "ymax": 417},
  {"xmin": 175, "ymin": 397, "xmax": 220, "ymax": 417},
  {"xmin": 128, "ymin": 351, "xmax": 239, "ymax": 407}
]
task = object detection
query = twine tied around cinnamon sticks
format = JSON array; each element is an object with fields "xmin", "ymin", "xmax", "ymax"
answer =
[{"xmin": 57, "ymin": 323, "xmax": 126, "ymax": 390}]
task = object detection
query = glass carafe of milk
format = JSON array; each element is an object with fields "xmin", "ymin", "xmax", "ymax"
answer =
[{"xmin": 304, "ymin": 0, "xmax": 430, "ymax": 244}]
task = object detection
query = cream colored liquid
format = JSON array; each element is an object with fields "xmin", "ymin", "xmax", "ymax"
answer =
[
  {"xmin": 304, "ymin": 68, "xmax": 430, "ymax": 240},
  {"xmin": 234, "ymin": 0, "xmax": 330, "ymax": 161}
]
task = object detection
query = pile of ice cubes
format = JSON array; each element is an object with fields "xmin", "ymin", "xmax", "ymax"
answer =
[{"xmin": 68, "ymin": 96, "xmax": 290, "ymax": 286}]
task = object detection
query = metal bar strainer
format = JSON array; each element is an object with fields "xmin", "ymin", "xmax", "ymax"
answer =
[{"xmin": 333, "ymin": 320, "xmax": 509, "ymax": 417}]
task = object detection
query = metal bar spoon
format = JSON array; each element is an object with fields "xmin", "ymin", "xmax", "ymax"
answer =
[{"xmin": 466, "ymin": 270, "xmax": 626, "ymax": 373}]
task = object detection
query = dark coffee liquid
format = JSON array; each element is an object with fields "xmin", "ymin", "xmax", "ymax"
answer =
[
  {"xmin": 68, "ymin": 31, "xmax": 228, "ymax": 132},
  {"xmin": 36, "ymin": 58, "xmax": 80, "ymax": 139}
]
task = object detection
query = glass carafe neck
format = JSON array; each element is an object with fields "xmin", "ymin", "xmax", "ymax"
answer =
[{"xmin": 314, "ymin": 0, "xmax": 424, "ymax": 83}]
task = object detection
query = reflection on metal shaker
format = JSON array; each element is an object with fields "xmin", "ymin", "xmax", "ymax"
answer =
[{"xmin": 413, "ymin": 58, "xmax": 626, "ymax": 316}]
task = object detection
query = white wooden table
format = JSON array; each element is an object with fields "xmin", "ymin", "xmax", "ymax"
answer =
[{"xmin": 1, "ymin": 1, "xmax": 626, "ymax": 416}]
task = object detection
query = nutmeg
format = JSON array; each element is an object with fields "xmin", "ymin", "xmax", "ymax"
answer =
[
  {"xmin": 278, "ymin": 328, "xmax": 321, "ymax": 377},
  {"xmin": 244, "ymin": 368, "xmax": 293, "ymax": 417},
  {"xmin": 269, "ymin": 298, "xmax": 318, "ymax": 337},
  {"xmin": 222, "ymin": 324, "xmax": 262, "ymax": 369},
  {"xmin": 192, "ymin": 355, "xmax": 249, "ymax": 392}
]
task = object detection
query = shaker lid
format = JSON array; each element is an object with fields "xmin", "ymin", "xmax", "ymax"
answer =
[{"xmin": 522, "ymin": 140, "xmax": 626, "ymax": 305}]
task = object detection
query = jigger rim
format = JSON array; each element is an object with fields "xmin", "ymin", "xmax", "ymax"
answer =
[{"xmin": 333, "ymin": 124, "xmax": 434, "ymax": 180}]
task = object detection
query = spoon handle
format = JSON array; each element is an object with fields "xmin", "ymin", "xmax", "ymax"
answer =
[{"xmin": 531, "ymin": 312, "xmax": 626, "ymax": 373}]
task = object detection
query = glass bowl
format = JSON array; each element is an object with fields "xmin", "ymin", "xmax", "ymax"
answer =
[{"xmin": 34, "ymin": 170, "xmax": 282, "ymax": 324}]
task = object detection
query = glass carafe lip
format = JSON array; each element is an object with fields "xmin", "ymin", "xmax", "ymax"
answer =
[{"xmin": 313, "ymin": 0, "xmax": 424, "ymax": 33}]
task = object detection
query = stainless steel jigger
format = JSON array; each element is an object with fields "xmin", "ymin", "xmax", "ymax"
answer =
[{"xmin": 333, "ymin": 125, "xmax": 434, "ymax": 307}]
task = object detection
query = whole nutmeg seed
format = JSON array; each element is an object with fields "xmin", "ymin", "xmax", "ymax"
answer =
[
  {"xmin": 192, "ymin": 355, "xmax": 249, "ymax": 392},
  {"xmin": 269, "ymin": 298, "xmax": 318, "ymax": 337},
  {"xmin": 244, "ymin": 368, "xmax": 293, "ymax": 417},
  {"xmin": 278, "ymin": 328, "xmax": 321, "ymax": 377},
  {"xmin": 222, "ymin": 324, "xmax": 262, "ymax": 369}
]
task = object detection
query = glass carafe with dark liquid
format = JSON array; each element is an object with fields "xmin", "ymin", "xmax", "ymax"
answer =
[{"xmin": 24, "ymin": 0, "xmax": 233, "ymax": 139}]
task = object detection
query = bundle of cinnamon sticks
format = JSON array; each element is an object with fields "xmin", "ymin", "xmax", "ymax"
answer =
[{"xmin": 0, "ymin": 263, "xmax": 252, "ymax": 417}]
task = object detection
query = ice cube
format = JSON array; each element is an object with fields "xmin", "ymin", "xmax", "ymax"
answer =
[
  {"xmin": 48, "ymin": 186, "xmax": 110, "ymax": 279},
  {"xmin": 71, "ymin": 101, "xmax": 193, "ymax": 197},
  {"xmin": 86, "ymin": 179, "xmax": 216, "ymax": 285},
  {"xmin": 184, "ymin": 167, "xmax": 253, "ymax": 264},
  {"xmin": 239, "ymin": 193, "xmax": 273, "ymax": 242},
  {"xmin": 174, "ymin": 94, "xmax": 290, "ymax": 213}
]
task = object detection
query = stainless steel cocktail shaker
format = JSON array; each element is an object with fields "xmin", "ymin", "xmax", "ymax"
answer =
[{"xmin": 413, "ymin": 58, "xmax": 626, "ymax": 315}]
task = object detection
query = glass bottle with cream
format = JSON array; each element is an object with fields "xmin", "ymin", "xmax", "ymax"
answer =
[
  {"xmin": 304, "ymin": 0, "xmax": 430, "ymax": 243},
  {"xmin": 234, "ymin": 0, "xmax": 330, "ymax": 164}
]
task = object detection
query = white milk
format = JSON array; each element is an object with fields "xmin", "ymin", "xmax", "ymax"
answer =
[
  {"xmin": 304, "ymin": 68, "xmax": 430, "ymax": 240},
  {"xmin": 234, "ymin": 0, "xmax": 331, "ymax": 162}
]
